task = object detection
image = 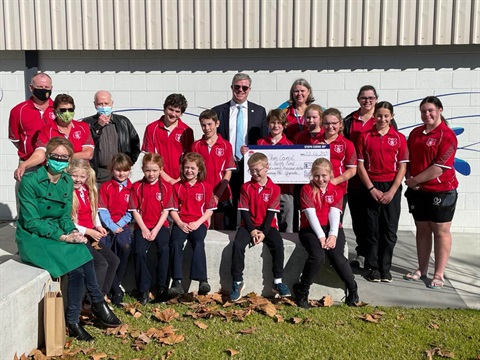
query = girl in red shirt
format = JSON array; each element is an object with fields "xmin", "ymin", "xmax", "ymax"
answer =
[
  {"xmin": 68, "ymin": 159, "xmax": 122, "ymax": 304},
  {"xmin": 404, "ymin": 96, "xmax": 458, "ymax": 289},
  {"xmin": 293, "ymin": 158, "xmax": 359, "ymax": 308},
  {"xmin": 293, "ymin": 104, "xmax": 324, "ymax": 145},
  {"xmin": 169, "ymin": 152, "xmax": 217, "ymax": 298},
  {"xmin": 357, "ymin": 102, "xmax": 408, "ymax": 283},
  {"xmin": 129, "ymin": 153, "xmax": 173, "ymax": 305}
]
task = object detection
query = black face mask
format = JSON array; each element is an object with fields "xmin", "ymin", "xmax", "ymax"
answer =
[{"xmin": 32, "ymin": 88, "xmax": 51, "ymax": 101}]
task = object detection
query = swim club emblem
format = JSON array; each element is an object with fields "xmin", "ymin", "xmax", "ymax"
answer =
[
  {"xmin": 195, "ymin": 193, "xmax": 204, "ymax": 201},
  {"xmin": 388, "ymin": 138, "xmax": 398, "ymax": 146},
  {"xmin": 216, "ymin": 148, "xmax": 225, "ymax": 156},
  {"xmin": 73, "ymin": 131, "xmax": 82, "ymax": 140},
  {"xmin": 124, "ymin": 194, "xmax": 130, "ymax": 202},
  {"xmin": 156, "ymin": 192, "xmax": 162, "ymax": 201},
  {"xmin": 325, "ymin": 195, "xmax": 334, "ymax": 203},
  {"xmin": 426, "ymin": 138, "xmax": 437, "ymax": 147},
  {"xmin": 49, "ymin": 112, "xmax": 56, "ymax": 120},
  {"xmin": 333, "ymin": 144, "xmax": 344, "ymax": 153},
  {"xmin": 262, "ymin": 193, "xmax": 271, "ymax": 202},
  {"xmin": 175, "ymin": 134, "xmax": 182, "ymax": 142}
]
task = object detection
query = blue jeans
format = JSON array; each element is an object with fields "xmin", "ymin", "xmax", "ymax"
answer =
[{"xmin": 66, "ymin": 260, "xmax": 104, "ymax": 324}]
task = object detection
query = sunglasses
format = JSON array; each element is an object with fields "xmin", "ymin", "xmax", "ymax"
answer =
[
  {"xmin": 233, "ymin": 85, "xmax": 250, "ymax": 92},
  {"xmin": 57, "ymin": 108, "xmax": 74, "ymax": 113}
]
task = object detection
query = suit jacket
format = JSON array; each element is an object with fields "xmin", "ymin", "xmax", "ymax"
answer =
[{"xmin": 212, "ymin": 100, "xmax": 268, "ymax": 146}]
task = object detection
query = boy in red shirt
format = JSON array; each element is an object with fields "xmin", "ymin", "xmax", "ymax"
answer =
[
  {"xmin": 142, "ymin": 93, "xmax": 194, "ymax": 185},
  {"xmin": 230, "ymin": 153, "xmax": 291, "ymax": 301},
  {"xmin": 191, "ymin": 109, "xmax": 236, "ymax": 230}
]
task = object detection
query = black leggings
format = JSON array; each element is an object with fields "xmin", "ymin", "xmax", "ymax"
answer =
[{"xmin": 298, "ymin": 227, "xmax": 356, "ymax": 291}]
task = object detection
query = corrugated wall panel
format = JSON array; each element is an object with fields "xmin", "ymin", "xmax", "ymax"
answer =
[{"xmin": 1, "ymin": 0, "xmax": 479, "ymax": 50}]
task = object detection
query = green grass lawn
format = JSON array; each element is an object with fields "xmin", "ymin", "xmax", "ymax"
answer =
[{"xmin": 32, "ymin": 294, "xmax": 480, "ymax": 360}]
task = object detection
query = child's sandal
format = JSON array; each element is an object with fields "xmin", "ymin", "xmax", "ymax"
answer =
[
  {"xmin": 403, "ymin": 270, "xmax": 426, "ymax": 281},
  {"xmin": 427, "ymin": 276, "xmax": 445, "ymax": 289}
]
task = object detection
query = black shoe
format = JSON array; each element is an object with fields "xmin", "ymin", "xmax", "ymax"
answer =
[
  {"xmin": 345, "ymin": 283, "xmax": 359, "ymax": 306},
  {"xmin": 168, "ymin": 280, "xmax": 184, "ymax": 298},
  {"xmin": 198, "ymin": 281, "xmax": 211, "ymax": 295},
  {"xmin": 68, "ymin": 323, "xmax": 94, "ymax": 341},
  {"xmin": 111, "ymin": 293, "xmax": 123, "ymax": 307},
  {"xmin": 154, "ymin": 288, "xmax": 169, "ymax": 303},
  {"xmin": 293, "ymin": 283, "xmax": 311, "ymax": 309},
  {"xmin": 366, "ymin": 269, "xmax": 381, "ymax": 282},
  {"xmin": 381, "ymin": 270, "xmax": 393, "ymax": 283},
  {"xmin": 138, "ymin": 291, "xmax": 150, "ymax": 305},
  {"xmin": 92, "ymin": 301, "xmax": 122, "ymax": 327}
]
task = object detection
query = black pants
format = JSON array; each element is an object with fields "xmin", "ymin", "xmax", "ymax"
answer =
[
  {"xmin": 87, "ymin": 241, "xmax": 120, "ymax": 295},
  {"xmin": 170, "ymin": 224, "xmax": 208, "ymax": 281},
  {"xmin": 298, "ymin": 227, "xmax": 356, "ymax": 291},
  {"xmin": 365, "ymin": 182, "xmax": 402, "ymax": 272},
  {"xmin": 134, "ymin": 227, "xmax": 170, "ymax": 293},
  {"xmin": 224, "ymin": 165, "xmax": 244, "ymax": 230},
  {"xmin": 231, "ymin": 226, "xmax": 284, "ymax": 282},
  {"xmin": 347, "ymin": 177, "xmax": 369, "ymax": 257}
]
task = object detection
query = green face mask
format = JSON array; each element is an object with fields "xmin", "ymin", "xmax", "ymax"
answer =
[
  {"xmin": 47, "ymin": 158, "xmax": 69, "ymax": 174},
  {"xmin": 56, "ymin": 111, "xmax": 75, "ymax": 124}
]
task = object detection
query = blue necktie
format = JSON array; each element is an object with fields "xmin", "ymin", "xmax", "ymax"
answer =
[{"xmin": 235, "ymin": 105, "xmax": 244, "ymax": 159}]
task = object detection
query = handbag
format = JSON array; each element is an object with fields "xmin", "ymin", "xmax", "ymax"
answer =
[{"xmin": 43, "ymin": 278, "xmax": 66, "ymax": 356}]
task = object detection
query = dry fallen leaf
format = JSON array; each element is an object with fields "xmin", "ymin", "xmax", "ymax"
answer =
[
  {"xmin": 28, "ymin": 349, "xmax": 46, "ymax": 360},
  {"xmin": 259, "ymin": 302, "xmax": 277, "ymax": 318},
  {"xmin": 160, "ymin": 333, "xmax": 185, "ymax": 345},
  {"xmin": 429, "ymin": 322, "xmax": 440, "ymax": 330},
  {"xmin": 275, "ymin": 314, "xmax": 284, "ymax": 323},
  {"xmin": 90, "ymin": 353, "xmax": 108, "ymax": 360},
  {"xmin": 239, "ymin": 326, "xmax": 256, "ymax": 334},
  {"xmin": 194, "ymin": 321, "xmax": 208, "ymax": 329},
  {"xmin": 130, "ymin": 329, "xmax": 141, "ymax": 338},
  {"xmin": 290, "ymin": 317, "xmax": 302, "ymax": 324},
  {"xmin": 358, "ymin": 314, "xmax": 379, "ymax": 323},
  {"xmin": 137, "ymin": 333, "xmax": 152, "ymax": 344},
  {"xmin": 319, "ymin": 295, "xmax": 334, "ymax": 307},
  {"xmin": 396, "ymin": 314, "xmax": 405, "ymax": 320},
  {"xmin": 161, "ymin": 349, "xmax": 175, "ymax": 360},
  {"xmin": 437, "ymin": 348, "xmax": 455, "ymax": 358},
  {"xmin": 154, "ymin": 308, "xmax": 180, "ymax": 322},
  {"xmin": 226, "ymin": 349, "xmax": 239, "ymax": 357}
]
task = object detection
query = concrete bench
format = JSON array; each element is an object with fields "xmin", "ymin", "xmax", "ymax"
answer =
[
  {"xmin": 122, "ymin": 230, "xmax": 348, "ymax": 301},
  {"xmin": 0, "ymin": 259, "xmax": 51, "ymax": 359}
]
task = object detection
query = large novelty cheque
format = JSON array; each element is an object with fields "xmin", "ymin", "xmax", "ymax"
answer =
[{"xmin": 244, "ymin": 145, "xmax": 330, "ymax": 184}]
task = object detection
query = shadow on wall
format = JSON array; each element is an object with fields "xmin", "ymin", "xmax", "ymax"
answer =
[{"xmin": 0, "ymin": 203, "xmax": 14, "ymax": 222}]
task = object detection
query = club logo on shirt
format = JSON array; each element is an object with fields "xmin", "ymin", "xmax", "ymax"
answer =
[
  {"xmin": 49, "ymin": 112, "xmax": 56, "ymax": 120},
  {"xmin": 216, "ymin": 148, "xmax": 225, "ymax": 157},
  {"xmin": 175, "ymin": 134, "xmax": 182, "ymax": 142},
  {"xmin": 262, "ymin": 193, "xmax": 271, "ymax": 202},
  {"xmin": 73, "ymin": 131, "xmax": 82, "ymax": 140},
  {"xmin": 333, "ymin": 144, "xmax": 344, "ymax": 153},
  {"xmin": 388, "ymin": 138, "xmax": 398, "ymax": 146},
  {"xmin": 426, "ymin": 138, "xmax": 437, "ymax": 147},
  {"xmin": 195, "ymin": 193, "xmax": 204, "ymax": 201},
  {"xmin": 156, "ymin": 192, "xmax": 162, "ymax": 201},
  {"xmin": 325, "ymin": 195, "xmax": 334, "ymax": 203},
  {"xmin": 124, "ymin": 194, "xmax": 130, "ymax": 202}
]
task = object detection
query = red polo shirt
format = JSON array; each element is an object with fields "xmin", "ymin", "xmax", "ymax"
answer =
[
  {"xmin": 284, "ymin": 105, "xmax": 305, "ymax": 142},
  {"xmin": 191, "ymin": 135, "xmax": 236, "ymax": 202},
  {"xmin": 9, "ymin": 98, "xmax": 55, "ymax": 160},
  {"xmin": 318, "ymin": 133, "xmax": 357, "ymax": 194},
  {"xmin": 36, "ymin": 120, "xmax": 94, "ymax": 153},
  {"xmin": 257, "ymin": 133, "xmax": 293, "ymax": 146},
  {"xmin": 408, "ymin": 122, "xmax": 458, "ymax": 192},
  {"xmin": 129, "ymin": 179, "xmax": 174, "ymax": 229},
  {"xmin": 300, "ymin": 182, "xmax": 343, "ymax": 228},
  {"xmin": 347, "ymin": 110, "xmax": 376, "ymax": 150},
  {"xmin": 99, "ymin": 179, "xmax": 133, "ymax": 223},
  {"xmin": 142, "ymin": 117, "xmax": 194, "ymax": 179},
  {"xmin": 238, "ymin": 177, "xmax": 280, "ymax": 229},
  {"xmin": 172, "ymin": 181, "xmax": 216, "ymax": 227},
  {"xmin": 293, "ymin": 129, "xmax": 325, "ymax": 145},
  {"xmin": 75, "ymin": 186, "xmax": 95, "ymax": 229},
  {"xmin": 357, "ymin": 126, "xmax": 408, "ymax": 182}
]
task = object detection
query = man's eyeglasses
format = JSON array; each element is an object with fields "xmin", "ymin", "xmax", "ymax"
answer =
[
  {"xmin": 359, "ymin": 96, "xmax": 376, "ymax": 102},
  {"xmin": 48, "ymin": 154, "xmax": 70, "ymax": 161},
  {"xmin": 57, "ymin": 108, "xmax": 75, "ymax": 113},
  {"xmin": 233, "ymin": 85, "xmax": 250, "ymax": 92},
  {"xmin": 248, "ymin": 167, "xmax": 265, "ymax": 175}
]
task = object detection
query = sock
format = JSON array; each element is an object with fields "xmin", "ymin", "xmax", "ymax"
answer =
[{"xmin": 273, "ymin": 278, "xmax": 282, "ymax": 285}]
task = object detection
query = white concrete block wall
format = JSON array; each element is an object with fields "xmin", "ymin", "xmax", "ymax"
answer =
[{"xmin": 0, "ymin": 48, "xmax": 478, "ymax": 233}]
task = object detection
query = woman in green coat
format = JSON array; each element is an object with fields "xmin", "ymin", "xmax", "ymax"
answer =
[{"xmin": 16, "ymin": 137, "xmax": 122, "ymax": 341}]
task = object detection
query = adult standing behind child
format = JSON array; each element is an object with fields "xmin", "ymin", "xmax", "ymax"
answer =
[
  {"xmin": 293, "ymin": 158, "xmax": 359, "ymax": 308},
  {"xmin": 129, "ymin": 153, "xmax": 174, "ymax": 305},
  {"xmin": 98, "ymin": 153, "xmax": 134, "ymax": 305},
  {"xmin": 142, "ymin": 93, "xmax": 194, "ymax": 185},
  {"xmin": 230, "ymin": 152, "xmax": 291, "ymax": 302},
  {"xmin": 16, "ymin": 137, "xmax": 121, "ymax": 341},
  {"xmin": 191, "ymin": 109, "xmax": 236, "ymax": 230},
  {"xmin": 356, "ymin": 102, "xmax": 408, "ymax": 283},
  {"xmin": 404, "ymin": 96, "xmax": 458, "ymax": 289},
  {"xmin": 169, "ymin": 153, "xmax": 217, "ymax": 298},
  {"xmin": 283, "ymin": 78, "xmax": 316, "ymax": 142},
  {"xmin": 257, "ymin": 109, "xmax": 295, "ymax": 233}
]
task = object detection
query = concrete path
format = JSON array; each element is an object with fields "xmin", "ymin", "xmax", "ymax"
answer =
[{"xmin": 1, "ymin": 222, "xmax": 478, "ymax": 309}]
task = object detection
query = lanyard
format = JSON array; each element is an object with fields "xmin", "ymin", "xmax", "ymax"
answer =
[{"xmin": 294, "ymin": 108, "xmax": 304, "ymax": 131}]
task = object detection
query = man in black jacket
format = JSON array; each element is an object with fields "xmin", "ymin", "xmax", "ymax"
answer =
[{"xmin": 83, "ymin": 90, "xmax": 140, "ymax": 184}]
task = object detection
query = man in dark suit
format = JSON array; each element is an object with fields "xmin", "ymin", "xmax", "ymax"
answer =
[{"xmin": 212, "ymin": 73, "xmax": 268, "ymax": 229}]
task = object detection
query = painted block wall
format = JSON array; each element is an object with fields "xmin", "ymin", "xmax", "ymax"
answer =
[{"xmin": 0, "ymin": 47, "xmax": 479, "ymax": 233}]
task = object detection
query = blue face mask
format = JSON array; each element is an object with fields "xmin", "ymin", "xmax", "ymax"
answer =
[
  {"xmin": 97, "ymin": 106, "xmax": 113, "ymax": 116},
  {"xmin": 47, "ymin": 158, "xmax": 69, "ymax": 174}
]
